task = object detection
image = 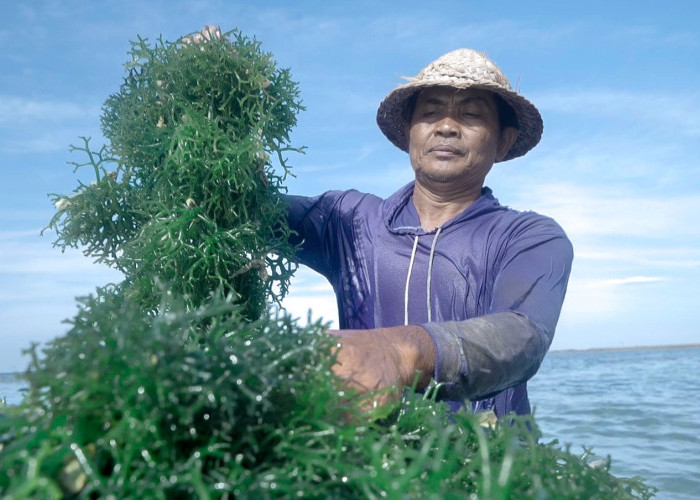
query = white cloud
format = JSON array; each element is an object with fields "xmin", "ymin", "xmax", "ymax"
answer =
[
  {"xmin": 0, "ymin": 131, "xmax": 85, "ymax": 154},
  {"xmin": 575, "ymin": 248, "xmax": 700, "ymax": 269},
  {"xmin": 0, "ymin": 229, "xmax": 121, "ymax": 372},
  {"xmin": 584, "ymin": 276, "xmax": 668, "ymax": 288},
  {"xmin": 559, "ymin": 272, "xmax": 660, "ymax": 321},
  {"xmin": 241, "ymin": 6, "xmax": 346, "ymax": 49},
  {"xmin": 0, "ymin": 95, "xmax": 98, "ymax": 125},
  {"xmin": 441, "ymin": 20, "xmax": 579, "ymax": 52},
  {"xmin": 0, "ymin": 95, "xmax": 102, "ymax": 153},
  {"xmin": 0, "ymin": 297, "xmax": 80, "ymax": 372},
  {"xmin": 328, "ymin": 162, "xmax": 414, "ymax": 196},
  {"xmin": 603, "ymin": 24, "xmax": 699, "ymax": 49},
  {"xmin": 0, "ymin": 228, "xmax": 43, "ymax": 241},
  {"xmin": 290, "ymin": 281, "xmax": 334, "ymax": 295},
  {"xmin": 0, "ymin": 230, "xmax": 122, "ymax": 306},
  {"xmin": 280, "ymin": 266, "xmax": 338, "ymax": 327},
  {"xmin": 0, "ymin": 238, "xmax": 105, "ymax": 275},
  {"xmin": 293, "ymin": 145, "xmax": 377, "ymax": 175},
  {"xmin": 279, "ymin": 294, "xmax": 338, "ymax": 328},
  {"xmin": 534, "ymin": 89, "xmax": 700, "ymax": 137},
  {"xmin": 359, "ymin": 16, "xmax": 698, "ymax": 64},
  {"xmin": 512, "ymin": 181, "xmax": 700, "ymax": 240}
]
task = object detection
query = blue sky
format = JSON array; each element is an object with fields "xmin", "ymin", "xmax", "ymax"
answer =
[{"xmin": 1, "ymin": 0, "xmax": 699, "ymax": 372}]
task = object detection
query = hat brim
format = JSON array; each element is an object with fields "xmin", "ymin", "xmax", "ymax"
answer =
[{"xmin": 376, "ymin": 80, "xmax": 543, "ymax": 162}]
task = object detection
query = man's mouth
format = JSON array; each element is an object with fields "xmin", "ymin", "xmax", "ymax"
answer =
[{"xmin": 427, "ymin": 145, "xmax": 463, "ymax": 157}]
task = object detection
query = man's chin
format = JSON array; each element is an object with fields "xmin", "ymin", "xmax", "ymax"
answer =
[{"xmin": 413, "ymin": 168, "xmax": 462, "ymax": 185}]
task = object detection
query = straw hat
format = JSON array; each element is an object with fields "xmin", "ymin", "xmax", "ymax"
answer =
[{"xmin": 376, "ymin": 49, "xmax": 543, "ymax": 162}]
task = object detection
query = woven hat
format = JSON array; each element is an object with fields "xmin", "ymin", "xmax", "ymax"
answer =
[{"xmin": 376, "ymin": 49, "xmax": 543, "ymax": 162}]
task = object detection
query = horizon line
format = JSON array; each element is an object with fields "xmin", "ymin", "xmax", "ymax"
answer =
[{"xmin": 550, "ymin": 342, "xmax": 700, "ymax": 354}]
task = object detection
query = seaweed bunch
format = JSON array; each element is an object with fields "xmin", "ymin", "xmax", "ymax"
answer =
[
  {"xmin": 0, "ymin": 290, "xmax": 655, "ymax": 499},
  {"xmin": 44, "ymin": 27, "xmax": 303, "ymax": 320},
  {"xmin": 0, "ymin": 28, "xmax": 656, "ymax": 499}
]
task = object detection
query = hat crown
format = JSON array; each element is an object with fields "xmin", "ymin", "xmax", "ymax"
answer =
[
  {"xmin": 376, "ymin": 48, "xmax": 542, "ymax": 161},
  {"xmin": 410, "ymin": 49, "xmax": 512, "ymax": 90}
]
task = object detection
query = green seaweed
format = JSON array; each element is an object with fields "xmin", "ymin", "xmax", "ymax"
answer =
[
  {"xmin": 43, "ymin": 29, "xmax": 303, "ymax": 320},
  {"xmin": 0, "ymin": 28, "xmax": 655, "ymax": 499},
  {"xmin": 0, "ymin": 290, "xmax": 655, "ymax": 498}
]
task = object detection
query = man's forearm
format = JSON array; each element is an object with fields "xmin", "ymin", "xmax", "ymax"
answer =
[
  {"xmin": 423, "ymin": 312, "xmax": 551, "ymax": 401},
  {"xmin": 378, "ymin": 325, "xmax": 436, "ymax": 390},
  {"xmin": 331, "ymin": 312, "xmax": 550, "ymax": 405},
  {"xmin": 328, "ymin": 325, "xmax": 436, "ymax": 403}
]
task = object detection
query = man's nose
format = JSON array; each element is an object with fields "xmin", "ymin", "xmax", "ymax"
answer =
[{"xmin": 435, "ymin": 116, "xmax": 460, "ymax": 137}]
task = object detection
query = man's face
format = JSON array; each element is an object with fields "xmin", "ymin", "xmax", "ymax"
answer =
[{"xmin": 408, "ymin": 87, "xmax": 515, "ymax": 190}]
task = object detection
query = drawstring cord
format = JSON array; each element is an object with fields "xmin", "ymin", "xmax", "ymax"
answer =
[
  {"xmin": 404, "ymin": 235, "xmax": 419, "ymax": 325},
  {"xmin": 426, "ymin": 227, "xmax": 442, "ymax": 322},
  {"xmin": 403, "ymin": 227, "xmax": 443, "ymax": 325}
]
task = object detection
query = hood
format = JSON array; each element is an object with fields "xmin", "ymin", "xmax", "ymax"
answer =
[
  {"xmin": 382, "ymin": 181, "xmax": 506, "ymax": 326},
  {"xmin": 383, "ymin": 181, "xmax": 504, "ymax": 235}
]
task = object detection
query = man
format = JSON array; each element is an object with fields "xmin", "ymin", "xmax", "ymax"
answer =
[{"xmin": 286, "ymin": 49, "xmax": 573, "ymax": 417}]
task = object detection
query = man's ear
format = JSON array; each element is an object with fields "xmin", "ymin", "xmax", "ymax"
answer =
[{"xmin": 496, "ymin": 126, "xmax": 518, "ymax": 161}]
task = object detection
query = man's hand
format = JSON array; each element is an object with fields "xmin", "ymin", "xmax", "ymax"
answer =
[
  {"xmin": 181, "ymin": 25, "xmax": 222, "ymax": 44},
  {"xmin": 328, "ymin": 325, "xmax": 436, "ymax": 409}
]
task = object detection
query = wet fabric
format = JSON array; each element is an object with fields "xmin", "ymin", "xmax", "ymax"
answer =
[{"xmin": 285, "ymin": 181, "xmax": 573, "ymax": 416}]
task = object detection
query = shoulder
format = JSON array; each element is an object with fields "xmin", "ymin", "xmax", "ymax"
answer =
[
  {"xmin": 336, "ymin": 189, "xmax": 383, "ymax": 210},
  {"xmin": 285, "ymin": 189, "xmax": 383, "ymax": 221},
  {"xmin": 319, "ymin": 189, "xmax": 383, "ymax": 218},
  {"xmin": 473, "ymin": 190, "xmax": 567, "ymax": 238},
  {"xmin": 500, "ymin": 208, "xmax": 569, "ymax": 239},
  {"xmin": 470, "ymin": 198, "xmax": 573, "ymax": 262},
  {"xmin": 496, "ymin": 208, "xmax": 574, "ymax": 265}
]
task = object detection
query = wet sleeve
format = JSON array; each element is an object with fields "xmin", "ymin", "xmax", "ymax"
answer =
[
  {"xmin": 284, "ymin": 191, "xmax": 359, "ymax": 279},
  {"xmin": 422, "ymin": 218, "xmax": 573, "ymax": 401}
]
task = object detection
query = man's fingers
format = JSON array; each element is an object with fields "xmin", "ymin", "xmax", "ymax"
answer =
[
  {"xmin": 181, "ymin": 25, "xmax": 222, "ymax": 45},
  {"xmin": 329, "ymin": 336, "xmax": 403, "ymax": 412}
]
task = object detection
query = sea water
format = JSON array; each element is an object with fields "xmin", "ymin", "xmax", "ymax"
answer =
[
  {"xmin": 529, "ymin": 346, "xmax": 700, "ymax": 500},
  {"xmin": 0, "ymin": 372, "xmax": 26, "ymax": 407},
  {"xmin": 2, "ymin": 347, "xmax": 699, "ymax": 498}
]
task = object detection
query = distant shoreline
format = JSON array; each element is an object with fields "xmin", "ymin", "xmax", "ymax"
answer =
[
  {"xmin": 550, "ymin": 343, "xmax": 700, "ymax": 354},
  {"xmin": 2, "ymin": 343, "xmax": 699, "ymax": 378}
]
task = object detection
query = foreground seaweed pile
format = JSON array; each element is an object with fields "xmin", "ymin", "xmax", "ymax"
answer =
[{"xmin": 0, "ymin": 29, "xmax": 655, "ymax": 499}]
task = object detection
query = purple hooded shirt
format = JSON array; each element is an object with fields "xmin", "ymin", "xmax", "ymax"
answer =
[{"xmin": 286, "ymin": 181, "xmax": 573, "ymax": 416}]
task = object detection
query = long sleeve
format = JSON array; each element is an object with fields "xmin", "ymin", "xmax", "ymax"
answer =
[
  {"xmin": 283, "ymin": 191, "xmax": 381, "ymax": 331},
  {"xmin": 422, "ymin": 220, "xmax": 573, "ymax": 402},
  {"xmin": 285, "ymin": 186, "xmax": 574, "ymax": 412},
  {"xmin": 284, "ymin": 192, "xmax": 345, "ymax": 278}
]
